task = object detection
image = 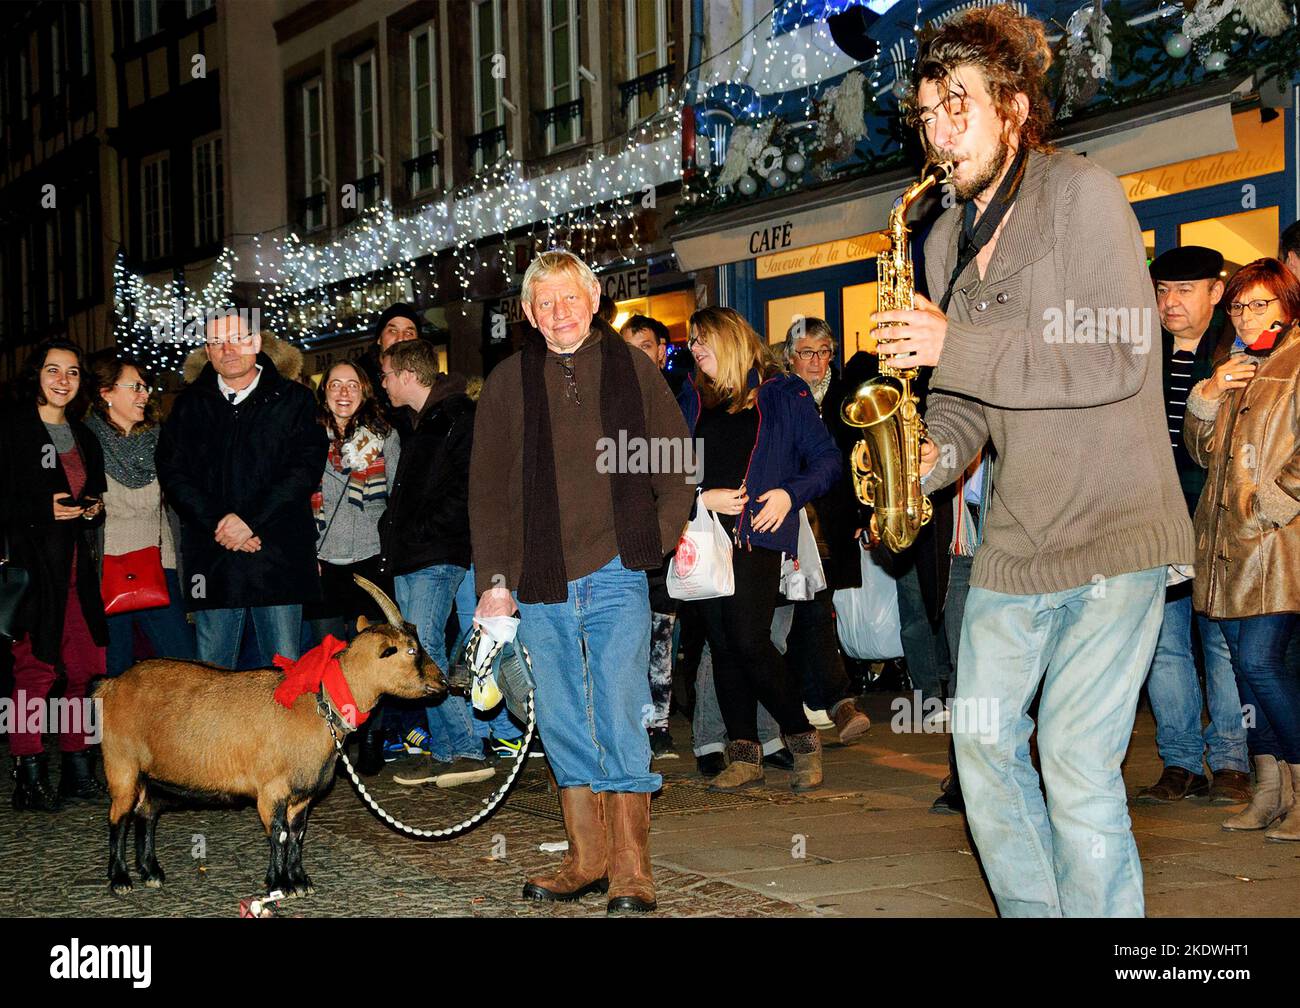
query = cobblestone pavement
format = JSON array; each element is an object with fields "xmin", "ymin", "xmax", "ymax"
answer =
[{"xmin": 3, "ymin": 694, "xmax": 1298, "ymax": 917}]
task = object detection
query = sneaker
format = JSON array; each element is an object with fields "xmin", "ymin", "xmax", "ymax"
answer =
[
  {"xmin": 382, "ymin": 739, "xmax": 408, "ymax": 763},
  {"xmin": 403, "ymin": 727, "xmax": 433, "ymax": 754},
  {"xmin": 393, "ymin": 757, "xmax": 439, "ymax": 785},
  {"xmin": 802, "ymin": 704, "xmax": 835, "ymax": 730},
  {"xmin": 648, "ymin": 727, "xmax": 678, "ymax": 760},
  {"xmin": 485, "ymin": 736, "xmax": 525, "ymax": 762},
  {"xmin": 394, "ymin": 756, "xmax": 495, "ymax": 788}
]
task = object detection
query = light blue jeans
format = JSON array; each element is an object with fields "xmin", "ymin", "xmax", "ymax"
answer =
[
  {"xmin": 515, "ymin": 555, "xmax": 660, "ymax": 792},
  {"xmin": 195, "ymin": 604, "xmax": 302, "ymax": 669},
  {"xmin": 1145, "ymin": 590, "xmax": 1247, "ymax": 774},
  {"xmin": 454, "ymin": 564, "xmax": 522, "ymax": 742},
  {"xmin": 394, "ymin": 564, "xmax": 481, "ymax": 762},
  {"xmin": 692, "ymin": 642, "xmax": 784, "ymax": 757},
  {"xmin": 954, "ymin": 567, "xmax": 1165, "ymax": 918}
]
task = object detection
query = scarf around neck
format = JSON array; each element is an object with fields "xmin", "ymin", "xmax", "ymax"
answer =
[
  {"xmin": 86, "ymin": 410, "xmax": 159, "ymax": 489},
  {"xmin": 519, "ymin": 319, "xmax": 661, "ymax": 603},
  {"xmin": 312, "ymin": 424, "xmax": 389, "ymax": 528}
]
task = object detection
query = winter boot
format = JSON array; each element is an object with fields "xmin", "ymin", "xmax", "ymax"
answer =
[
  {"xmin": 784, "ymin": 729, "xmax": 824, "ymax": 793},
  {"xmin": 59, "ymin": 749, "xmax": 109, "ymax": 803},
  {"xmin": 12, "ymin": 755, "xmax": 63, "ymax": 812},
  {"xmin": 1264, "ymin": 764, "xmax": 1300, "ymax": 842},
  {"xmin": 522, "ymin": 787, "xmax": 609, "ymax": 901},
  {"xmin": 1223, "ymin": 756, "xmax": 1291, "ymax": 831},
  {"xmin": 605, "ymin": 791, "xmax": 656, "ymax": 914},
  {"xmin": 830, "ymin": 698, "xmax": 871, "ymax": 745},
  {"xmin": 706, "ymin": 740, "xmax": 764, "ymax": 791}
]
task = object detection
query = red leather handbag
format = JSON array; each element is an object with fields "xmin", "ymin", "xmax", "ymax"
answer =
[{"xmin": 102, "ymin": 545, "xmax": 169, "ymax": 615}]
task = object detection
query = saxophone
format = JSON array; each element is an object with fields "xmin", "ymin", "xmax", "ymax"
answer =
[{"xmin": 841, "ymin": 158, "xmax": 954, "ymax": 552}]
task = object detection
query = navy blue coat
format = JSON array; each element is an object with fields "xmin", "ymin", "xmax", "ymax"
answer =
[{"xmin": 678, "ymin": 369, "xmax": 841, "ymax": 556}]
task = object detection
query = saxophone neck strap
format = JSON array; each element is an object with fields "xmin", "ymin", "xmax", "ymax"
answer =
[{"xmin": 939, "ymin": 144, "xmax": 1030, "ymax": 314}]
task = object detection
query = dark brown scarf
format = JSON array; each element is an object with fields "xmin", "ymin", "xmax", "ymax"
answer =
[{"xmin": 520, "ymin": 318, "xmax": 661, "ymax": 603}]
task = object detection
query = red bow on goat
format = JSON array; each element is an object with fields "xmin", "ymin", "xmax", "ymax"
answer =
[{"xmin": 272, "ymin": 635, "xmax": 369, "ymax": 728}]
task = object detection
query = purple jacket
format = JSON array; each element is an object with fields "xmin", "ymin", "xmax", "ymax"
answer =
[{"xmin": 678, "ymin": 369, "xmax": 841, "ymax": 555}]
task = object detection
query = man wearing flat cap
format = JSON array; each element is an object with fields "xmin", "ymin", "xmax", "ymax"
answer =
[{"xmin": 1137, "ymin": 246, "xmax": 1249, "ymax": 807}]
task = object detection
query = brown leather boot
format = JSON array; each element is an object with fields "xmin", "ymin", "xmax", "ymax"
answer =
[
  {"xmin": 522, "ymin": 787, "xmax": 609, "ymax": 901},
  {"xmin": 829, "ymin": 698, "xmax": 871, "ymax": 745},
  {"xmin": 605, "ymin": 791, "xmax": 656, "ymax": 914}
]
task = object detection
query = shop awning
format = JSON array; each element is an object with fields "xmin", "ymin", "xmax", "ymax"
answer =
[{"xmin": 669, "ymin": 75, "xmax": 1250, "ymax": 272}]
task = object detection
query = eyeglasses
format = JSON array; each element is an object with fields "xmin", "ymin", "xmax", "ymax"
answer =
[
  {"xmin": 114, "ymin": 382, "xmax": 152, "ymax": 394},
  {"xmin": 379, "ymin": 370, "xmax": 401, "ymax": 381},
  {"xmin": 794, "ymin": 347, "xmax": 833, "ymax": 362},
  {"xmin": 1226, "ymin": 297, "xmax": 1280, "ymax": 317},
  {"xmin": 326, "ymin": 380, "xmax": 363, "ymax": 393},
  {"xmin": 687, "ymin": 334, "xmax": 705, "ymax": 350}
]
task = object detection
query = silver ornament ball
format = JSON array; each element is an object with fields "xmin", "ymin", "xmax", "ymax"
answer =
[
  {"xmin": 767, "ymin": 169, "xmax": 788, "ymax": 189},
  {"xmin": 738, "ymin": 175, "xmax": 758, "ymax": 196},
  {"xmin": 1164, "ymin": 32, "xmax": 1190, "ymax": 58},
  {"xmin": 1205, "ymin": 51, "xmax": 1227, "ymax": 71},
  {"xmin": 785, "ymin": 152, "xmax": 806, "ymax": 174}
]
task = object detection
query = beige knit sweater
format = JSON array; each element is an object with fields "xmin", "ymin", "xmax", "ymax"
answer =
[
  {"xmin": 103, "ymin": 475, "xmax": 177, "ymax": 570},
  {"xmin": 919, "ymin": 149, "xmax": 1195, "ymax": 594}
]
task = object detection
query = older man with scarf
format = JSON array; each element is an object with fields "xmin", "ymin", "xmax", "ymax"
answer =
[{"xmin": 470, "ymin": 251, "xmax": 694, "ymax": 914}]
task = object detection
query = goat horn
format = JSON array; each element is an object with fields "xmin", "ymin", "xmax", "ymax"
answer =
[{"xmin": 353, "ymin": 574, "xmax": 404, "ymax": 627}]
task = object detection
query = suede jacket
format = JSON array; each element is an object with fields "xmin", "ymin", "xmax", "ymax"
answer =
[{"xmin": 1185, "ymin": 323, "xmax": 1300, "ymax": 618}]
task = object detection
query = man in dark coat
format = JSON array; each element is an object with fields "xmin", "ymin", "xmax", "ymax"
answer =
[
  {"xmin": 1137, "ymin": 245, "xmax": 1248, "ymax": 806},
  {"xmin": 157, "ymin": 308, "xmax": 327, "ymax": 668}
]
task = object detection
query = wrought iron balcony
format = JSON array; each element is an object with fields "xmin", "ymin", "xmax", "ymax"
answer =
[{"xmin": 619, "ymin": 63, "xmax": 674, "ymax": 109}]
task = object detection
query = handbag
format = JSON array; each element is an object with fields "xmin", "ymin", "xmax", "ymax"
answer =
[
  {"xmin": 0, "ymin": 529, "xmax": 31, "ymax": 641},
  {"xmin": 102, "ymin": 506, "xmax": 170, "ymax": 616},
  {"xmin": 779, "ymin": 507, "xmax": 828, "ymax": 602},
  {"xmin": 667, "ymin": 490, "xmax": 735, "ymax": 601}
]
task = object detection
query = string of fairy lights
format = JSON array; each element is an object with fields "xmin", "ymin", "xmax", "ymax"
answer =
[{"xmin": 114, "ymin": 0, "xmax": 1257, "ymax": 373}]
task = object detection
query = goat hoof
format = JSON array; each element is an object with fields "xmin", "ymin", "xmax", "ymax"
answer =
[
  {"xmin": 291, "ymin": 878, "xmax": 314, "ymax": 898},
  {"xmin": 110, "ymin": 877, "xmax": 133, "ymax": 896}
]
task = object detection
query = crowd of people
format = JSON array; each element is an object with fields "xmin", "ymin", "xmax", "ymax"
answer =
[{"xmin": 3, "ymin": 4, "xmax": 1300, "ymax": 919}]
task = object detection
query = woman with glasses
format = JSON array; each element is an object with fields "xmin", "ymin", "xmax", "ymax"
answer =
[
  {"xmin": 1185, "ymin": 257, "xmax": 1300, "ymax": 840},
  {"xmin": 678, "ymin": 307, "xmax": 841, "ymax": 791},
  {"xmin": 1, "ymin": 339, "xmax": 109, "ymax": 810},
  {"xmin": 88, "ymin": 353, "xmax": 196, "ymax": 679},
  {"xmin": 306, "ymin": 360, "xmax": 400, "ymax": 772}
]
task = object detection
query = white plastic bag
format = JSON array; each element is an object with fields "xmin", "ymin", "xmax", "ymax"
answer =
[
  {"xmin": 667, "ymin": 496, "xmax": 735, "ymax": 601},
  {"xmin": 780, "ymin": 508, "xmax": 828, "ymax": 602},
  {"xmin": 832, "ymin": 543, "xmax": 903, "ymax": 660}
]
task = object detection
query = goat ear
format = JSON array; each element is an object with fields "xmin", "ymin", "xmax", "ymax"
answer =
[{"xmin": 356, "ymin": 615, "xmax": 371, "ymax": 632}]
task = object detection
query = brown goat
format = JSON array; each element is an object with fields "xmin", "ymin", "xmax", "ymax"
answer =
[{"xmin": 95, "ymin": 578, "xmax": 445, "ymax": 897}]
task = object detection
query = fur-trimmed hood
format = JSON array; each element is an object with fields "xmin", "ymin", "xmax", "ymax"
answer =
[{"xmin": 181, "ymin": 333, "xmax": 305, "ymax": 385}]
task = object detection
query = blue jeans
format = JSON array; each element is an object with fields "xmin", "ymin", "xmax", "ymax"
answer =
[
  {"xmin": 195, "ymin": 604, "xmax": 303, "ymax": 669},
  {"xmin": 1217, "ymin": 614, "xmax": 1300, "ymax": 764},
  {"xmin": 954, "ymin": 567, "xmax": 1165, "ymax": 918},
  {"xmin": 106, "ymin": 568, "xmax": 197, "ymax": 677},
  {"xmin": 515, "ymin": 555, "xmax": 660, "ymax": 792},
  {"xmin": 897, "ymin": 561, "xmax": 953, "ymax": 703},
  {"xmin": 691, "ymin": 642, "xmax": 783, "ymax": 756},
  {"xmin": 394, "ymin": 564, "xmax": 481, "ymax": 762},
  {"xmin": 454, "ymin": 564, "xmax": 521, "ymax": 742},
  {"xmin": 1145, "ymin": 591, "xmax": 1247, "ymax": 774}
]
